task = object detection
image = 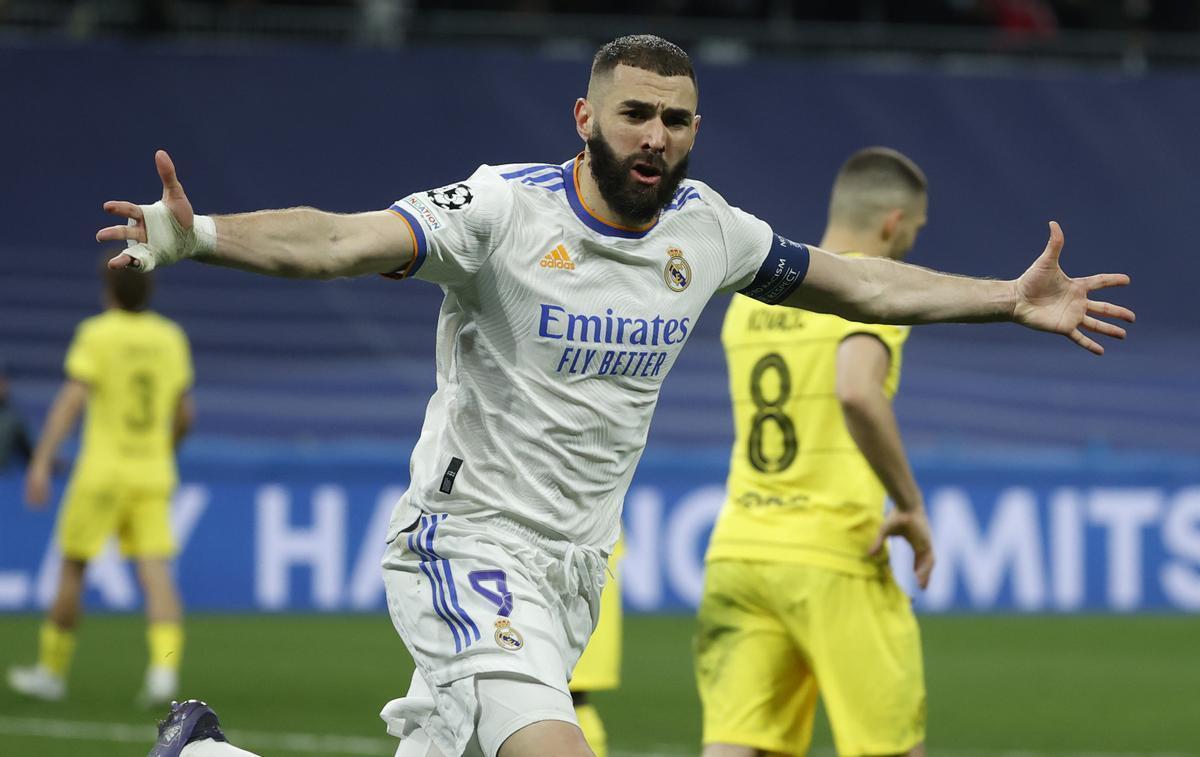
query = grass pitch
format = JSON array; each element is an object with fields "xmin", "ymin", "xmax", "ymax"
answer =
[{"xmin": 1, "ymin": 613, "xmax": 1197, "ymax": 756}]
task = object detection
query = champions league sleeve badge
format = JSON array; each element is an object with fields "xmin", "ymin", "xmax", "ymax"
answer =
[
  {"xmin": 494, "ymin": 619, "xmax": 525, "ymax": 651},
  {"xmin": 426, "ymin": 183, "xmax": 474, "ymax": 211},
  {"xmin": 664, "ymin": 246, "xmax": 691, "ymax": 292}
]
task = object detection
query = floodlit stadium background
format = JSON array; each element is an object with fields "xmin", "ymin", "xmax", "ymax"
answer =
[{"xmin": 1, "ymin": 2, "xmax": 1198, "ymax": 755}]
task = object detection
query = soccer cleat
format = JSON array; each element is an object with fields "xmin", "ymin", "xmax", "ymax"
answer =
[
  {"xmin": 137, "ymin": 665, "xmax": 180, "ymax": 709},
  {"xmin": 148, "ymin": 699, "xmax": 227, "ymax": 757},
  {"xmin": 6, "ymin": 664, "xmax": 66, "ymax": 702}
]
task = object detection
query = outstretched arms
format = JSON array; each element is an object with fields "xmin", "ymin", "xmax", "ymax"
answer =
[
  {"xmin": 786, "ymin": 222, "xmax": 1134, "ymax": 355},
  {"xmin": 97, "ymin": 151, "xmax": 414, "ymax": 279}
]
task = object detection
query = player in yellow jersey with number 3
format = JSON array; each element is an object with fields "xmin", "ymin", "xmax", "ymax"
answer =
[
  {"xmin": 698, "ymin": 147, "xmax": 934, "ymax": 757},
  {"xmin": 8, "ymin": 260, "xmax": 194, "ymax": 707}
]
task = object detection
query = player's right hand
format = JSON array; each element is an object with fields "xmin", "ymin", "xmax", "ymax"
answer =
[
  {"xmin": 869, "ymin": 505, "xmax": 935, "ymax": 589},
  {"xmin": 97, "ymin": 150, "xmax": 195, "ymax": 270},
  {"xmin": 24, "ymin": 464, "xmax": 52, "ymax": 510}
]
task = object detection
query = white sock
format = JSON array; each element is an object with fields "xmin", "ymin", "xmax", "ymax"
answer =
[{"xmin": 181, "ymin": 738, "xmax": 261, "ymax": 757}]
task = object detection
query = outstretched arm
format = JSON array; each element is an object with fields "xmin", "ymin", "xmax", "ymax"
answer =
[
  {"xmin": 785, "ymin": 222, "xmax": 1134, "ymax": 355},
  {"xmin": 97, "ymin": 151, "xmax": 414, "ymax": 280}
]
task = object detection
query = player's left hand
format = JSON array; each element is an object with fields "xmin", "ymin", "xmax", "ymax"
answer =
[
  {"xmin": 869, "ymin": 506, "xmax": 935, "ymax": 589},
  {"xmin": 1013, "ymin": 222, "xmax": 1135, "ymax": 355}
]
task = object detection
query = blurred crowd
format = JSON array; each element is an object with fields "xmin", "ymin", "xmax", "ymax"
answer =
[
  {"xmin": 425, "ymin": 0, "xmax": 1200, "ymax": 33},
  {"xmin": 3, "ymin": 0, "xmax": 1198, "ymax": 33}
]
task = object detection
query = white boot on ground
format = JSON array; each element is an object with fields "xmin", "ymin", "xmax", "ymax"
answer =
[{"xmin": 7, "ymin": 664, "xmax": 67, "ymax": 702}]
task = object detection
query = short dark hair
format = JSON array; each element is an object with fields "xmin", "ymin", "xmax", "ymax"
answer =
[
  {"xmin": 836, "ymin": 147, "xmax": 927, "ymax": 195},
  {"xmin": 101, "ymin": 252, "xmax": 153, "ymax": 311},
  {"xmin": 829, "ymin": 147, "xmax": 927, "ymax": 228},
  {"xmin": 592, "ymin": 34, "xmax": 695, "ymax": 84}
]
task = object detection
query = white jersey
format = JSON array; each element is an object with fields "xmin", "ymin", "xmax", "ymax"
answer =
[{"xmin": 384, "ymin": 156, "xmax": 810, "ymax": 552}]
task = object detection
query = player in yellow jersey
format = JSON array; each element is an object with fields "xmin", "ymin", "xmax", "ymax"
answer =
[
  {"xmin": 697, "ymin": 147, "xmax": 934, "ymax": 757},
  {"xmin": 8, "ymin": 259, "xmax": 194, "ymax": 706},
  {"xmin": 569, "ymin": 541, "xmax": 624, "ymax": 757}
]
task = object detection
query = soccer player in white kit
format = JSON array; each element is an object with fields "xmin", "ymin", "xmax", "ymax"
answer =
[{"xmin": 102, "ymin": 35, "xmax": 1133, "ymax": 757}]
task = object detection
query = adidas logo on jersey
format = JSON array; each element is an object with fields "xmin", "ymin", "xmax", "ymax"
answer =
[{"xmin": 540, "ymin": 244, "xmax": 576, "ymax": 271}]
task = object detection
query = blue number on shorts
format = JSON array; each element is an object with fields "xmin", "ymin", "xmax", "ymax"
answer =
[{"xmin": 468, "ymin": 570, "xmax": 513, "ymax": 617}]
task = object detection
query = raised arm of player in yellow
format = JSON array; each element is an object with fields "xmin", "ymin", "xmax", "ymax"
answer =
[
  {"xmin": 96, "ymin": 151, "xmax": 413, "ymax": 279},
  {"xmin": 787, "ymin": 222, "xmax": 1134, "ymax": 355},
  {"xmin": 836, "ymin": 335, "xmax": 934, "ymax": 589}
]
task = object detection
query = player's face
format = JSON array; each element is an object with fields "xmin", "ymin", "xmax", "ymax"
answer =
[{"xmin": 585, "ymin": 65, "xmax": 699, "ymax": 224}]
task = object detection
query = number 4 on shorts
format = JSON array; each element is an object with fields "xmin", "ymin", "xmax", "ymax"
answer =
[{"xmin": 469, "ymin": 570, "xmax": 513, "ymax": 617}]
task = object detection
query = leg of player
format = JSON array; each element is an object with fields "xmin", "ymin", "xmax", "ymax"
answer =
[
  {"xmin": 568, "ymin": 544, "xmax": 623, "ymax": 757},
  {"xmin": 571, "ymin": 692, "xmax": 608, "ymax": 757},
  {"xmin": 180, "ymin": 742, "xmax": 260, "ymax": 756},
  {"xmin": 138, "ymin": 557, "xmax": 185, "ymax": 707},
  {"xmin": 6, "ymin": 557, "xmax": 86, "ymax": 701},
  {"xmin": 388, "ymin": 673, "xmax": 593, "ymax": 757},
  {"xmin": 858, "ymin": 745, "xmax": 926, "ymax": 757},
  {"xmin": 804, "ymin": 568, "xmax": 926, "ymax": 757},
  {"xmin": 381, "ymin": 512, "xmax": 606, "ymax": 757},
  {"xmin": 497, "ymin": 720, "xmax": 593, "ymax": 757},
  {"xmin": 695, "ymin": 561, "xmax": 819, "ymax": 757},
  {"xmin": 476, "ymin": 673, "xmax": 594, "ymax": 757},
  {"xmin": 701, "ymin": 746, "xmax": 788, "ymax": 757}
]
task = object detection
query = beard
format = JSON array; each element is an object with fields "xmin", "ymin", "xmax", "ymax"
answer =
[{"xmin": 586, "ymin": 125, "xmax": 690, "ymax": 226}]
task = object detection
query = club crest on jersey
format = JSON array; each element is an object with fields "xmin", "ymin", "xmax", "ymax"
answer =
[
  {"xmin": 426, "ymin": 183, "xmax": 474, "ymax": 211},
  {"xmin": 494, "ymin": 619, "xmax": 524, "ymax": 651},
  {"xmin": 664, "ymin": 247, "xmax": 691, "ymax": 292}
]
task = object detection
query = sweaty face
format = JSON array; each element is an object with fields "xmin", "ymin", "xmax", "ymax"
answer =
[
  {"xmin": 584, "ymin": 65, "xmax": 698, "ymax": 225},
  {"xmin": 587, "ymin": 124, "xmax": 690, "ymax": 225}
]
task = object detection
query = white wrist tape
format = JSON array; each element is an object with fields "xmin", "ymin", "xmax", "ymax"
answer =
[
  {"xmin": 193, "ymin": 214, "xmax": 217, "ymax": 256},
  {"xmin": 124, "ymin": 201, "xmax": 215, "ymax": 272}
]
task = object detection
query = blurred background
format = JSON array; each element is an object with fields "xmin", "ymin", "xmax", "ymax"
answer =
[{"xmin": 1, "ymin": 2, "xmax": 1198, "ymax": 755}]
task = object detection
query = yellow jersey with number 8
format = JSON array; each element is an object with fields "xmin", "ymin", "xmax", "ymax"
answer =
[
  {"xmin": 64, "ymin": 309, "xmax": 192, "ymax": 489},
  {"xmin": 708, "ymin": 285, "xmax": 909, "ymax": 576}
]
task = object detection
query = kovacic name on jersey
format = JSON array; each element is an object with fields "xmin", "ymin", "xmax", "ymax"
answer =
[{"xmin": 538, "ymin": 304, "xmax": 690, "ymax": 378}]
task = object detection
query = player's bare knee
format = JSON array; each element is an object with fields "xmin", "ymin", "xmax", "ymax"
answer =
[{"xmin": 497, "ymin": 720, "xmax": 593, "ymax": 757}]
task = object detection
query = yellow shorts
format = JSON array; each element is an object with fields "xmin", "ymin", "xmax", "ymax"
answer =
[
  {"xmin": 56, "ymin": 479, "xmax": 176, "ymax": 561},
  {"xmin": 570, "ymin": 548, "xmax": 622, "ymax": 692},
  {"xmin": 695, "ymin": 559, "xmax": 925, "ymax": 756}
]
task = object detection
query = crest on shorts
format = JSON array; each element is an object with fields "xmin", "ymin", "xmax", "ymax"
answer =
[
  {"xmin": 494, "ymin": 619, "xmax": 524, "ymax": 651},
  {"xmin": 664, "ymin": 247, "xmax": 691, "ymax": 292}
]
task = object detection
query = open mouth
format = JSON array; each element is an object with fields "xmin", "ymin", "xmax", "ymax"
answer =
[{"xmin": 631, "ymin": 161, "xmax": 663, "ymax": 186}]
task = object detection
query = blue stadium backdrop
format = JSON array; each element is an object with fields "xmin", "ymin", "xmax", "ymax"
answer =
[
  {"xmin": 2, "ymin": 448, "xmax": 1199, "ymax": 613},
  {"xmin": 2, "ymin": 42, "xmax": 1198, "ymax": 615}
]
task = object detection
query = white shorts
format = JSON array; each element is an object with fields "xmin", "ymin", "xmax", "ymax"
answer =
[{"xmin": 380, "ymin": 511, "xmax": 607, "ymax": 756}]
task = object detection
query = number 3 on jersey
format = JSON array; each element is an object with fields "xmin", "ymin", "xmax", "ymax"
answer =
[
  {"xmin": 747, "ymin": 353, "xmax": 797, "ymax": 472},
  {"xmin": 125, "ymin": 371, "xmax": 157, "ymax": 432}
]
